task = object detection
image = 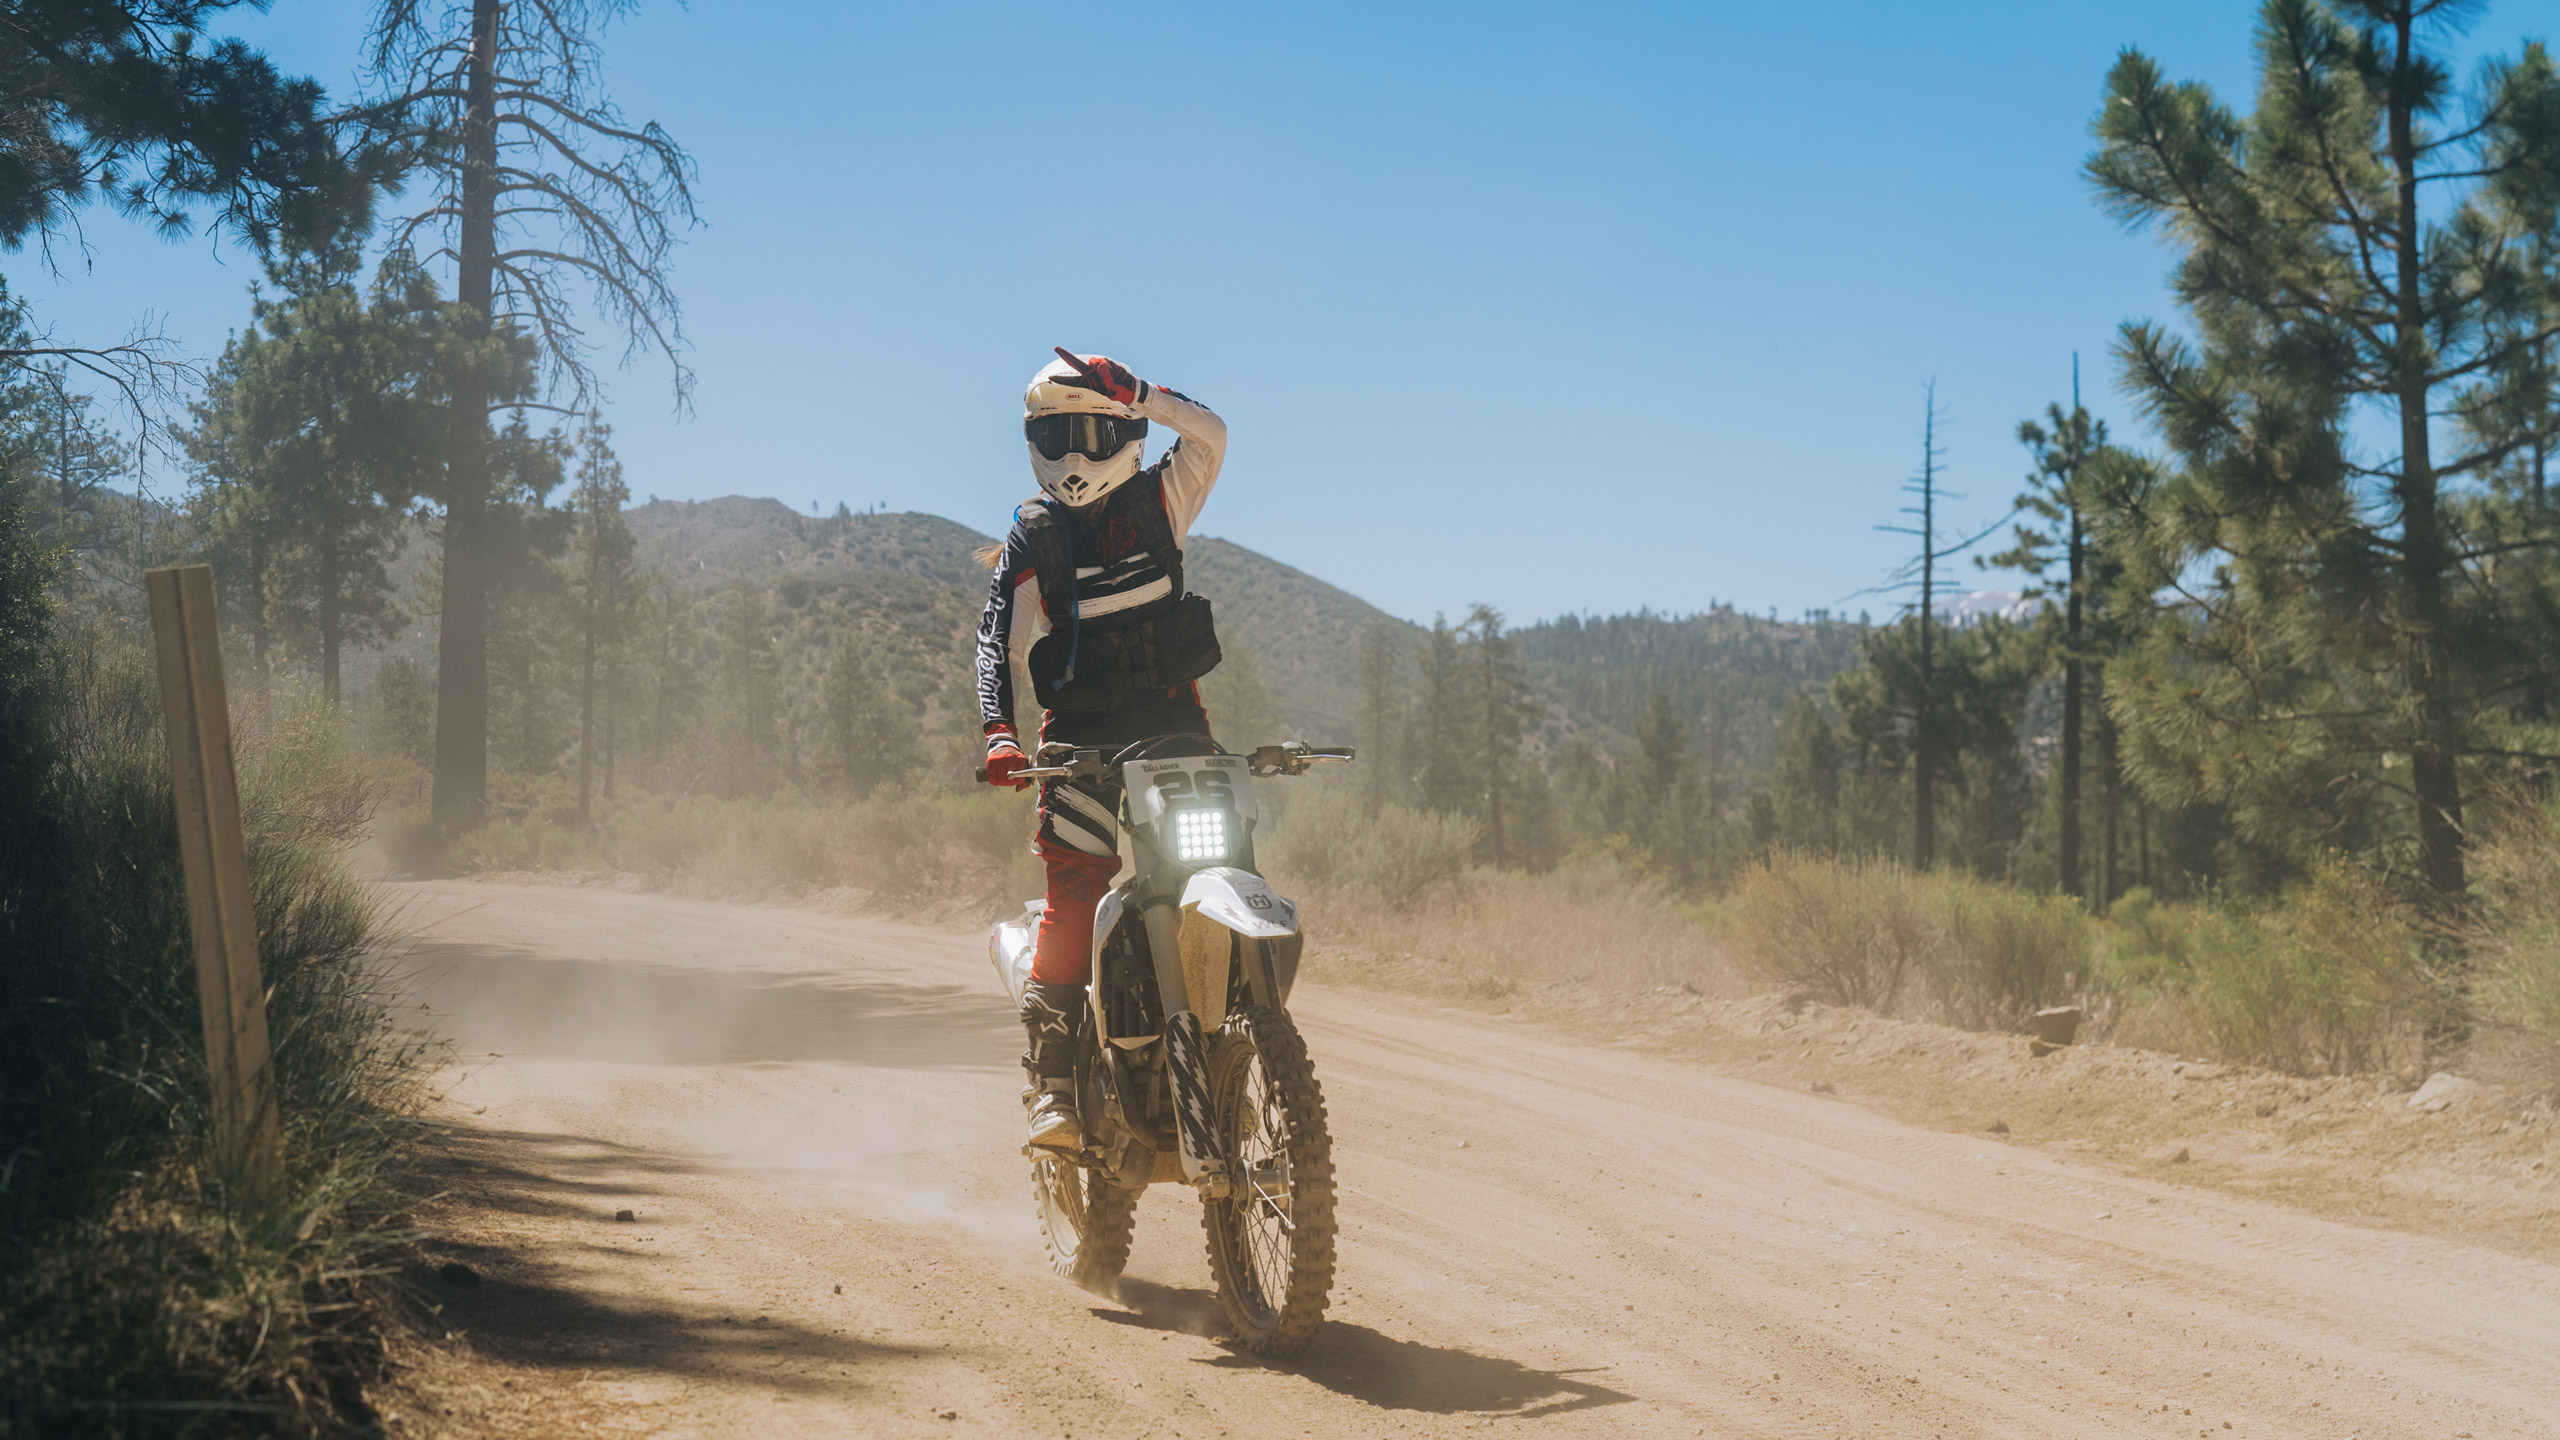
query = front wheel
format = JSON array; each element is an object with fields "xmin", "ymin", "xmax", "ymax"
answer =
[
  {"xmin": 1200, "ymin": 1006, "xmax": 1337, "ymax": 1356},
  {"xmin": 1032, "ymin": 1152, "xmax": 1139, "ymax": 1293}
]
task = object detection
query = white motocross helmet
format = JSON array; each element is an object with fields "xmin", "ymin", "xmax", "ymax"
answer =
[{"xmin": 1023, "ymin": 354, "xmax": 1147, "ymax": 507}]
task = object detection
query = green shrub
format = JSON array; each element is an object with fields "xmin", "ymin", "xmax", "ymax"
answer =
[
  {"xmin": 1728, "ymin": 852, "xmax": 1942, "ymax": 1011},
  {"xmin": 1936, "ymin": 881, "xmax": 2091, "ymax": 1031},
  {"xmin": 2177, "ymin": 861, "xmax": 2432, "ymax": 1076},
  {"xmin": 2, "ymin": 484, "xmax": 417, "ymax": 1434},
  {"xmin": 1261, "ymin": 788, "xmax": 1478, "ymax": 909},
  {"xmin": 1728, "ymin": 850, "xmax": 2428, "ymax": 1075},
  {"xmin": 2091, "ymin": 863, "xmax": 2434, "ymax": 1075},
  {"xmin": 2458, "ymin": 799, "xmax": 2560, "ymax": 1094},
  {"xmin": 2098, "ymin": 885, "xmax": 2193, "ymax": 988}
]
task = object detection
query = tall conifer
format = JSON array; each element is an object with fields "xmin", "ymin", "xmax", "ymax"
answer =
[{"xmin": 2088, "ymin": 0, "xmax": 2560, "ymax": 902}]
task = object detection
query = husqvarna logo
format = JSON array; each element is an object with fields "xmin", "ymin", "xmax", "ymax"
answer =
[{"xmin": 1245, "ymin": 893, "xmax": 1273, "ymax": 910}]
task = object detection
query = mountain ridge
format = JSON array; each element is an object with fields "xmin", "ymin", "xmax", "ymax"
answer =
[
  {"xmin": 624, "ymin": 496, "xmax": 1416, "ymax": 740},
  {"xmin": 623, "ymin": 495, "xmax": 1878, "ymax": 773}
]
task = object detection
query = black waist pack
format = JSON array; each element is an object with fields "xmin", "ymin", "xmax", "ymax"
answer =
[{"xmin": 1029, "ymin": 593, "xmax": 1223, "ymax": 711}]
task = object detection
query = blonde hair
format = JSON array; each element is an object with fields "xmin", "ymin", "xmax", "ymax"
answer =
[{"xmin": 974, "ymin": 541, "xmax": 1004, "ymax": 569}]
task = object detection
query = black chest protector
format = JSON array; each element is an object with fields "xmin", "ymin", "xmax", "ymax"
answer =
[{"xmin": 1017, "ymin": 483, "xmax": 1223, "ymax": 712}]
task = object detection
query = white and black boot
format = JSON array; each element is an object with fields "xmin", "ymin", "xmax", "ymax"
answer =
[{"xmin": 1020, "ymin": 981, "xmax": 1087, "ymax": 1154}]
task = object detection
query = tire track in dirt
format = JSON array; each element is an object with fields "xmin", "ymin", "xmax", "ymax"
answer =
[{"xmin": 383, "ymin": 881, "xmax": 2560, "ymax": 1439}]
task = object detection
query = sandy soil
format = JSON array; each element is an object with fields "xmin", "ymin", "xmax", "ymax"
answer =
[
  {"xmin": 1335, "ymin": 961, "xmax": 2560, "ymax": 1269},
  {"xmin": 375, "ymin": 880, "xmax": 2560, "ymax": 1439}
]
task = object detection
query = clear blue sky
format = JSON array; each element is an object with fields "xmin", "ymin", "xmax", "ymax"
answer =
[{"xmin": 10, "ymin": 2, "xmax": 2539, "ymax": 624}]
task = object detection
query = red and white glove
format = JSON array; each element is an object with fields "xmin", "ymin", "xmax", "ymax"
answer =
[
  {"xmin": 1051, "ymin": 346, "xmax": 1143, "ymax": 406},
  {"xmin": 984, "ymin": 723, "xmax": 1031, "ymax": 790}
]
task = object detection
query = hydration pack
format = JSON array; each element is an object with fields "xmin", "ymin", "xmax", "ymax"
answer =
[{"xmin": 1017, "ymin": 484, "xmax": 1222, "ymax": 712}]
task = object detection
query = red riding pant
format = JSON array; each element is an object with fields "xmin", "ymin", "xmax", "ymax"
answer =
[{"xmin": 1031, "ymin": 835, "xmax": 1119, "ymax": 985}]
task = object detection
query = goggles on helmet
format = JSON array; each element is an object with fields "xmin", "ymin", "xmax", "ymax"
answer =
[{"xmin": 1025, "ymin": 412, "xmax": 1147, "ymax": 463}]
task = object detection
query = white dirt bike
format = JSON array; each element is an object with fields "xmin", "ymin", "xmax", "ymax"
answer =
[{"xmin": 990, "ymin": 735, "xmax": 1350, "ymax": 1356}]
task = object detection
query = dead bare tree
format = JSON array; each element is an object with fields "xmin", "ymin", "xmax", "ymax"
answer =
[{"xmin": 356, "ymin": 0, "xmax": 695, "ymax": 832}]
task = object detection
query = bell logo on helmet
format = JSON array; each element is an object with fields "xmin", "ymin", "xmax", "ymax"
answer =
[{"xmin": 1024, "ymin": 352, "xmax": 1147, "ymax": 507}]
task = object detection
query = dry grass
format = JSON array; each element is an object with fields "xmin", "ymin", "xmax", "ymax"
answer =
[
  {"xmin": 2, "ymin": 626, "xmax": 425, "ymax": 1436},
  {"xmin": 2460, "ymin": 797, "xmax": 2560, "ymax": 1095},
  {"xmin": 405, "ymin": 761, "xmax": 2505, "ymax": 1090},
  {"xmin": 1721, "ymin": 852, "xmax": 2442, "ymax": 1079},
  {"xmin": 1272, "ymin": 853, "xmax": 1743, "ymax": 1004},
  {"xmin": 1727, "ymin": 852, "xmax": 2093, "ymax": 1031},
  {"xmin": 395, "ymin": 785, "xmax": 1045, "ymax": 919}
]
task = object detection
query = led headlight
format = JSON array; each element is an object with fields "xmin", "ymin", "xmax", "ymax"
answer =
[{"xmin": 1173, "ymin": 808, "xmax": 1228, "ymax": 863}]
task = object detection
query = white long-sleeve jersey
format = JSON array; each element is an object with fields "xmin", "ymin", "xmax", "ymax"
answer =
[{"xmin": 974, "ymin": 384, "xmax": 1227, "ymax": 731}]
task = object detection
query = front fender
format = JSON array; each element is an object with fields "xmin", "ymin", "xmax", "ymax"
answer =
[{"xmin": 1179, "ymin": 867, "xmax": 1298, "ymax": 938}]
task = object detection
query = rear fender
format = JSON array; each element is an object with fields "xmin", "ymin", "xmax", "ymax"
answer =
[
  {"xmin": 1091, "ymin": 883, "xmax": 1138, "ymax": 1041},
  {"xmin": 988, "ymin": 899, "xmax": 1043, "ymax": 1010},
  {"xmin": 1091, "ymin": 884, "xmax": 1131, "ymax": 967}
]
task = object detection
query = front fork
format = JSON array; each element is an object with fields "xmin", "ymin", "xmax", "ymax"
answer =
[{"xmin": 1142, "ymin": 898, "xmax": 1232, "ymax": 1198}]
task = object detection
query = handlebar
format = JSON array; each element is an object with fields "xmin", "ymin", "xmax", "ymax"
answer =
[
  {"xmin": 1001, "ymin": 740, "xmax": 1357, "ymax": 785},
  {"xmin": 1247, "ymin": 741, "xmax": 1356, "ymax": 777}
]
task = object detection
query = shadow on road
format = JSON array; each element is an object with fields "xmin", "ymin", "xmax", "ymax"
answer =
[
  {"xmin": 397, "ymin": 939, "xmax": 1015, "ymax": 1067},
  {"xmin": 1104, "ymin": 1277, "xmax": 1636, "ymax": 1417},
  {"xmin": 413, "ymin": 1124, "xmax": 933, "ymax": 1399}
]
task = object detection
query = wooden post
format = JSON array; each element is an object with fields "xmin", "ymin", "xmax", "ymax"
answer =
[{"xmin": 147, "ymin": 565, "xmax": 282, "ymax": 1196}]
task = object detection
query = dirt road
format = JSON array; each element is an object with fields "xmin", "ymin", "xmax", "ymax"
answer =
[{"xmin": 386, "ymin": 880, "xmax": 2559, "ymax": 1439}]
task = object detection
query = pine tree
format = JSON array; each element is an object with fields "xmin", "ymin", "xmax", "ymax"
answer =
[
  {"xmin": 1203, "ymin": 640, "xmax": 1281, "ymax": 748},
  {"xmin": 476, "ymin": 418, "xmax": 572, "ymax": 776},
  {"xmin": 569, "ymin": 416, "xmax": 634, "ymax": 823},
  {"xmin": 634, "ymin": 574, "xmax": 701, "ymax": 790},
  {"xmin": 819, "ymin": 632, "xmax": 920, "ymax": 799},
  {"xmin": 372, "ymin": 656, "xmax": 437, "ymax": 768},
  {"xmin": 182, "ymin": 246, "xmax": 451, "ymax": 702},
  {"xmin": 1621, "ymin": 685, "xmax": 1708, "ymax": 888},
  {"xmin": 1356, "ymin": 621, "xmax": 1402, "ymax": 816},
  {"xmin": 364, "ymin": 0, "xmax": 697, "ymax": 832},
  {"xmin": 1413, "ymin": 617, "xmax": 1471, "ymax": 816},
  {"xmin": 2087, "ymin": 0, "xmax": 2560, "ymax": 903},
  {"xmin": 1769, "ymin": 692, "xmax": 1841, "ymax": 853},
  {"xmin": 7, "ymin": 363, "xmax": 129, "ymax": 558},
  {"xmin": 1832, "ymin": 616, "xmax": 2038, "ymax": 875},
  {"xmin": 1460, "ymin": 604, "xmax": 1527, "ymax": 867},
  {"xmin": 0, "ymin": 2, "xmax": 369, "ymax": 253},
  {"xmin": 712, "ymin": 584, "xmax": 781, "ymax": 797},
  {"xmin": 1994, "ymin": 361, "xmax": 2108, "ymax": 899},
  {"xmin": 1554, "ymin": 736, "xmax": 1606, "ymax": 848}
]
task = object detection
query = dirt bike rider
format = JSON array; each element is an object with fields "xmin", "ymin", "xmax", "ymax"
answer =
[{"xmin": 976, "ymin": 349, "xmax": 1228, "ymax": 1155}]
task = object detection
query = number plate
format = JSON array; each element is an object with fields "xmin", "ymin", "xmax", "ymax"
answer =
[{"xmin": 1123, "ymin": 754, "xmax": 1256, "ymax": 826}]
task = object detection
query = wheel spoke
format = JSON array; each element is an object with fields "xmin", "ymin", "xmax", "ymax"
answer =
[
  {"xmin": 1201, "ymin": 1007, "xmax": 1332, "ymax": 1357},
  {"xmin": 1227, "ymin": 1048, "xmax": 1293, "ymax": 1309}
]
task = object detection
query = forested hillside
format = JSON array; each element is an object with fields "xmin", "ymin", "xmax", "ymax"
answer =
[
  {"xmin": 1518, "ymin": 609, "xmax": 1868, "ymax": 774},
  {"xmin": 604, "ymin": 494, "xmax": 1863, "ymax": 769},
  {"xmin": 619, "ymin": 497, "xmax": 1423, "ymax": 743}
]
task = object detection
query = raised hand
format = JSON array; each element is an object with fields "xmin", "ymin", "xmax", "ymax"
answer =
[{"xmin": 1051, "ymin": 347, "xmax": 1141, "ymax": 406}]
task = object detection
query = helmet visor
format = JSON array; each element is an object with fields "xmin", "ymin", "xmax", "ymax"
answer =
[{"xmin": 1026, "ymin": 412, "xmax": 1147, "ymax": 463}]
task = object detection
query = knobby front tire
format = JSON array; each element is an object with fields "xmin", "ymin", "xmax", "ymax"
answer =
[
  {"xmin": 1200, "ymin": 1005, "xmax": 1337, "ymax": 1356},
  {"xmin": 1032, "ymin": 1151, "xmax": 1140, "ymax": 1293}
]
